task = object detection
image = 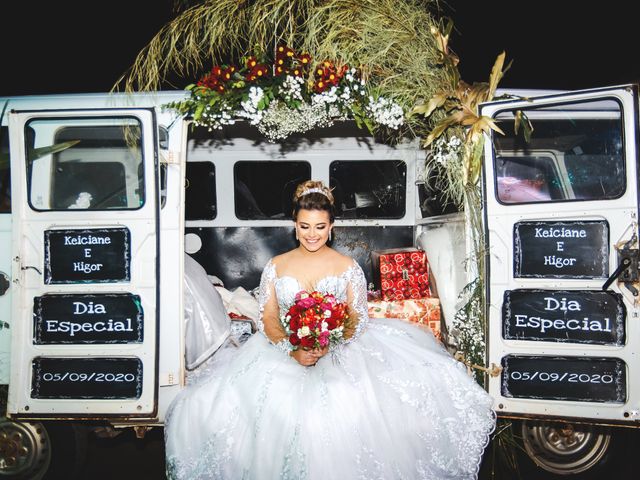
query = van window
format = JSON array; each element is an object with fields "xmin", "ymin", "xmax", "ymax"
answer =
[
  {"xmin": 417, "ymin": 160, "xmax": 461, "ymax": 217},
  {"xmin": 159, "ymin": 126, "xmax": 169, "ymax": 209},
  {"xmin": 493, "ymin": 98, "xmax": 625, "ymax": 204},
  {"xmin": 186, "ymin": 161, "xmax": 217, "ymax": 220},
  {"xmin": 234, "ymin": 161, "xmax": 311, "ymax": 220},
  {"xmin": 0, "ymin": 127, "xmax": 9, "ymax": 213},
  {"xmin": 26, "ymin": 118, "xmax": 145, "ymax": 211},
  {"xmin": 330, "ymin": 160, "xmax": 406, "ymax": 219}
]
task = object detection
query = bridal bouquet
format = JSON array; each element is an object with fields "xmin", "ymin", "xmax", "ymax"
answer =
[{"xmin": 282, "ymin": 291, "xmax": 348, "ymax": 349}]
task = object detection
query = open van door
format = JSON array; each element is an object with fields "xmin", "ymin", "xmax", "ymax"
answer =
[
  {"xmin": 481, "ymin": 85, "xmax": 639, "ymax": 473},
  {"xmin": 7, "ymin": 109, "xmax": 159, "ymax": 419}
]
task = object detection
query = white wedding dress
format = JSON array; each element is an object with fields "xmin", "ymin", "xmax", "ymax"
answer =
[{"xmin": 165, "ymin": 259, "xmax": 496, "ymax": 480}]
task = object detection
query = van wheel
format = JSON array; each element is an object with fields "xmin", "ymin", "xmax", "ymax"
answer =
[
  {"xmin": 0, "ymin": 419, "xmax": 50, "ymax": 479},
  {"xmin": 518, "ymin": 420, "xmax": 618, "ymax": 477},
  {"xmin": 41, "ymin": 422, "xmax": 88, "ymax": 480}
]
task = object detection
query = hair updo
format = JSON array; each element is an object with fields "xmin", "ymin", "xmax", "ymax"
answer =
[{"xmin": 292, "ymin": 180, "xmax": 335, "ymax": 222}]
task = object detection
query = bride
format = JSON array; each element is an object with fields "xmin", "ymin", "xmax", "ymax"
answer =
[{"xmin": 165, "ymin": 180, "xmax": 496, "ymax": 480}]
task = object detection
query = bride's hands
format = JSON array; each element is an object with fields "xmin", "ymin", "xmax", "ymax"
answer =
[{"xmin": 290, "ymin": 346, "xmax": 329, "ymax": 366}]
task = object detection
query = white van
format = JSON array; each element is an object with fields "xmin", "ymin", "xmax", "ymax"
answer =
[{"xmin": 0, "ymin": 84, "xmax": 638, "ymax": 478}]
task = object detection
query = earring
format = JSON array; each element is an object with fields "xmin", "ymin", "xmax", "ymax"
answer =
[
  {"xmin": 295, "ymin": 229, "xmax": 299, "ymax": 240},
  {"xmin": 329, "ymin": 230, "xmax": 332, "ymax": 242}
]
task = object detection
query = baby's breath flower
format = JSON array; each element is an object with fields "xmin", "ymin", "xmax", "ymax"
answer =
[
  {"xmin": 237, "ymin": 86, "xmax": 265, "ymax": 125},
  {"xmin": 279, "ymin": 75, "xmax": 304, "ymax": 103},
  {"xmin": 366, "ymin": 96, "xmax": 404, "ymax": 129},
  {"xmin": 432, "ymin": 135, "xmax": 463, "ymax": 166}
]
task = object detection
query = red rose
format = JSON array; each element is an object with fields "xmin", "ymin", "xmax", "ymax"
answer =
[
  {"xmin": 300, "ymin": 336, "xmax": 316, "ymax": 349},
  {"xmin": 289, "ymin": 315, "xmax": 301, "ymax": 332},
  {"xmin": 289, "ymin": 333, "xmax": 301, "ymax": 346}
]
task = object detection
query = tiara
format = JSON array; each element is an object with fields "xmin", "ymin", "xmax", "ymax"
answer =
[{"xmin": 300, "ymin": 187, "xmax": 329, "ymax": 198}]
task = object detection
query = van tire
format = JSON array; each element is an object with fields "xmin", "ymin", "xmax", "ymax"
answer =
[
  {"xmin": 516, "ymin": 419, "xmax": 635, "ymax": 478},
  {"xmin": 0, "ymin": 419, "xmax": 50, "ymax": 479},
  {"xmin": 41, "ymin": 422, "xmax": 88, "ymax": 480}
]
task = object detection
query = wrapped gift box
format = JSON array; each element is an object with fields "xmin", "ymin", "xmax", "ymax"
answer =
[
  {"xmin": 371, "ymin": 248, "xmax": 431, "ymax": 300},
  {"xmin": 367, "ymin": 298, "xmax": 442, "ymax": 341}
]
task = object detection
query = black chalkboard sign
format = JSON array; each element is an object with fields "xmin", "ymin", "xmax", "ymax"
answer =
[
  {"xmin": 44, "ymin": 228, "xmax": 131, "ymax": 284},
  {"xmin": 501, "ymin": 355, "xmax": 626, "ymax": 403},
  {"xmin": 503, "ymin": 289, "xmax": 625, "ymax": 345},
  {"xmin": 34, "ymin": 294, "xmax": 143, "ymax": 344},
  {"xmin": 31, "ymin": 357, "xmax": 143, "ymax": 399},
  {"xmin": 514, "ymin": 221, "xmax": 609, "ymax": 278}
]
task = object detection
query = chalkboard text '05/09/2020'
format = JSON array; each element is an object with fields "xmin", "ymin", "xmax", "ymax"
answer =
[
  {"xmin": 40, "ymin": 371, "xmax": 137, "ymax": 383},
  {"xmin": 508, "ymin": 370, "xmax": 615, "ymax": 384}
]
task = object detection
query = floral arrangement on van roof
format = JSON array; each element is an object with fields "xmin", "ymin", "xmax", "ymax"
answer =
[{"xmin": 163, "ymin": 45, "xmax": 404, "ymax": 142}]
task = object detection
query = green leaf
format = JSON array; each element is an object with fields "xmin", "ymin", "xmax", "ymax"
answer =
[
  {"xmin": 487, "ymin": 52, "xmax": 506, "ymax": 101},
  {"xmin": 257, "ymin": 97, "xmax": 268, "ymax": 110},
  {"xmin": 363, "ymin": 117, "xmax": 374, "ymax": 134},
  {"xmin": 411, "ymin": 93, "xmax": 447, "ymax": 118},
  {"xmin": 463, "ymin": 137, "xmax": 485, "ymax": 186},
  {"xmin": 423, "ymin": 114, "xmax": 460, "ymax": 147},
  {"xmin": 1, "ymin": 140, "xmax": 82, "ymax": 170},
  {"xmin": 514, "ymin": 110, "xmax": 534, "ymax": 143},
  {"xmin": 194, "ymin": 103, "xmax": 205, "ymax": 120},
  {"xmin": 28, "ymin": 140, "xmax": 81, "ymax": 162}
]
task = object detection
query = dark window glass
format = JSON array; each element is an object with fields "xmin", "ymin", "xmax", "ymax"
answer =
[
  {"xmin": 26, "ymin": 119, "xmax": 145, "ymax": 210},
  {"xmin": 417, "ymin": 161, "xmax": 461, "ymax": 217},
  {"xmin": 159, "ymin": 126, "xmax": 169, "ymax": 150},
  {"xmin": 52, "ymin": 162, "xmax": 127, "ymax": 209},
  {"xmin": 160, "ymin": 164, "xmax": 167, "ymax": 209},
  {"xmin": 0, "ymin": 127, "xmax": 9, "ymax": 213},
  {"xmin": 159, "ymin": 127, "xmax": 169, "ymax": 209},
  {"xmin": 495, "ymin": 155, "xmax": 565, "ymax": 202},
  {"xmin": 330, "ymin": 160, "xmax": 406, "ymax": 219},
  {"xmin": 493, "ymin": 98, "xmax": 625, "ymax": 204},
  {"xmin": 234, "ymin": 161, "xmax": 311, "ymax": 220},
  {"xmin": 186, "ymin": 162, "xmax": 216, "ymax": 220}
]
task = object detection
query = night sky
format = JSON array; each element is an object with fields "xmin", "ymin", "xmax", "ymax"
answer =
[{"xmin": 1, "ymin": 1, "xmax": 637, "ymax": 96}]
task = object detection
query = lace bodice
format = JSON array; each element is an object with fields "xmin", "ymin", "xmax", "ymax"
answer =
[{"xmin": 257, "ymin": 258, "xmax": 370, "ymax": 353}]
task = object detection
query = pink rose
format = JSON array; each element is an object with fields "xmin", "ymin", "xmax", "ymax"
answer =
[{"xmin": 297, "ymin": 296, "xmax": 317, "ymax": 309}]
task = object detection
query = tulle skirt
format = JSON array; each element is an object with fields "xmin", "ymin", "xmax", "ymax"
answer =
[{"xmin": 165, "ymin": 318, "xmax": 496, "ymax": 480}]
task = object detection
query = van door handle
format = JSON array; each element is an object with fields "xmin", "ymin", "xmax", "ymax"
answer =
[
  {"xmin": 602, "ymin": 257, "xmax": 631, "ymax": 291},
  {"xmin": 21, "ymin": 265, "xmax": 42, "ymax": 275}
]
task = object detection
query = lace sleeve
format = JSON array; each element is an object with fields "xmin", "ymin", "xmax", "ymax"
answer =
[
  {"xmin": 342, "ymin": 260, "xmax": 370, "ymax": 344},
  {"xmin": 257, "ymin": 259, "xmax": 294, "ymax": 355}
]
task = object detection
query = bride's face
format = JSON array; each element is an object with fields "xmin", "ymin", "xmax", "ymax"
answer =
[{"xmin": 295, "ymin": 209, "xmax": 333, "ymax": 252}]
